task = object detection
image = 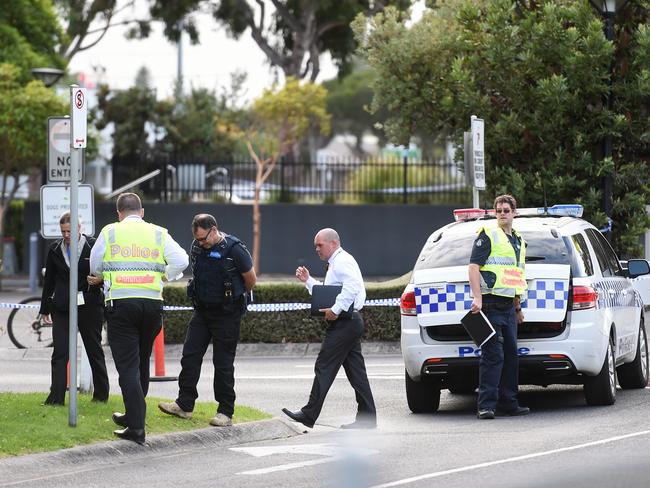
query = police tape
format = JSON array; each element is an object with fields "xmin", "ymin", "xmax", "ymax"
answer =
[{"xmin": 0, "ymin": 298, "xmax": 400, "ymax": 313}]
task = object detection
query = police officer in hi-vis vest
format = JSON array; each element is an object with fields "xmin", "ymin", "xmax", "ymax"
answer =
[
  {"xmin": 468, "ymin": 194, "xmax": 530, "ymax": 420},
  {"xmin": 89, "ymin": 193, "xmax": 188, "ymax": 444},
  {"xmin": 158, "ymin": 214, "xmax": 256, "ymax": 428}
]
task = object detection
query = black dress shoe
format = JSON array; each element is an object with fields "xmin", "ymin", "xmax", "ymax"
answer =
[
  {"xmin": 112, "ymin": 412, "xmax": 128, "ymax": 428},
  {"xmin": 113, "ymin": 427, "xmax": 146, "ymax": 445},
  {"xmin": 496, "ymin": 406, "xmax": 530, "ymax": 417},
  {"xmin": 340, "ymin": 419, "xmax": 377, "ymax": 430},
  {"xmin": 281, "ymin": 408, "xmax": 315, "ymax": 428}
]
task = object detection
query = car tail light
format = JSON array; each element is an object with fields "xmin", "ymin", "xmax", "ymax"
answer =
[
  {"xmin": 572, "ymin": 285, "xmax": 598, "ymax": 310},
  {"xmin": 400, "ymin": 291, "xmax": 417, "ymax": 316}
]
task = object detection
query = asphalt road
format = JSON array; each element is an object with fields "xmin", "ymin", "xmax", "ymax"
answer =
[
  {"xmin": 2, "ymin": 289, "xmax": 650, "ymax": 487},
  {"xmin": 2, "ymin": 342, "xmax": 650, "ymax": 487}
]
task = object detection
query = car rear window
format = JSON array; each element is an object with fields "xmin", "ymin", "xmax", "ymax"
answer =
[{"xmin": 413, "ymin": 230, "xmax": 571, "ymax": 270}]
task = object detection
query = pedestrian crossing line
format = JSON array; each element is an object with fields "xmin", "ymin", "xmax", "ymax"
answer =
[{"xmin": 370, "ymin": 429, "xmax": 650, "ymax": 488}]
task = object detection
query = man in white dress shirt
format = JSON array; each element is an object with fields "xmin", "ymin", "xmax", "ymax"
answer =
[{"xmin": 282, "ymin": 228, "xmax": 376, "ymax": 429}]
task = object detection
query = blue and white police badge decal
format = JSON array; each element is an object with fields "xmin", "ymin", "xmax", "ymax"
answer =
[{"xmin": 209, "ymin": 251, "xmax": 222, "ymax": 259}]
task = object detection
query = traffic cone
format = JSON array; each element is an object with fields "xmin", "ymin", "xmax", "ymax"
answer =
[{"xmin": 150, "ymin": 320, "xmax": 178, "ymax": 382}]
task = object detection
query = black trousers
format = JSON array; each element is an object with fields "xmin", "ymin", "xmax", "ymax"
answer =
[
  {"xmin": 301, "ymin": 312, "xmax": 376, "ymax": 423},
  {"xmin": 106, "ymin": 298, "xmax": 163, "ymax": 430},
  {"xmin": 47, "ymin": 306, "xmax": 109, "ymax": 404},
  {"xmin": 176, "ymin": 306, "xmax": 241, "ymax": 417}
]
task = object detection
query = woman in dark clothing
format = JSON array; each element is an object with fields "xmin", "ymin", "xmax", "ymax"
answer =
[{"xmin": 39, "ymin": 212, "xmax": 109, "ymax": 405}]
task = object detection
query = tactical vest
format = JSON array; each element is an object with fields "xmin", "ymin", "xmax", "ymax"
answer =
[
  {"xmin": 101, "ymin": 219, "xmax": 167, "ymax": 301},
  {"xmin": 189, "ymin": 235, "xmax": 246, "ymax": 306},
  {"xmin": 478, "ymin": 226, "xmax": 527, "ymax": 298}
]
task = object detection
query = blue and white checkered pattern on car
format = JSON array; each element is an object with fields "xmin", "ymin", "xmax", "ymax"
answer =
[
  {"xmin": 522, "ymin": 280, "xmax": 568, "ymax": 310},
  {"xmin": 415, "ymin": 280, "xmax": 569, "ymax": 314},
  {"xmin": 415, "ymin": 284, "xmax": 473, "ymax": 314}
]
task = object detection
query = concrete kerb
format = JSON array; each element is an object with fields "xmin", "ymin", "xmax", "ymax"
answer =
[{"xmin": 0, "ymin": 418, "xmax": 304, "ymax": 480}]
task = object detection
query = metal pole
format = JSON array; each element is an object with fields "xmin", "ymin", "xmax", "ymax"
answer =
[
  {"xmin": 28, "ymin": 232, "xmax": 38, "ymax": 293},
  {"xmin": 68, "ymin": 85, "xmax": 80, "ymax": 427},
  {"xmin": 403, "ymin": 153, "xmax": 408, "ymax": 204},
  {"xmin": 603, "ymin": 13, "xmax": 615, "ymax": 234}
]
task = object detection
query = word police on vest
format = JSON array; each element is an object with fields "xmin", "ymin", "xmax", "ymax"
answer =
[{"xmin": 110, "ymin": 243, "xmax": 161, "ymax": 259}]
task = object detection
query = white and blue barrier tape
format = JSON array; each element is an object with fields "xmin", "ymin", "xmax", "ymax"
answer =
[{"xmin": 1, "ymin": 298, "xmax": 400, "ymax": 313}]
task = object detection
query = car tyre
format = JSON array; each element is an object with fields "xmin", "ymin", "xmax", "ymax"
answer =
[
  {"xmin": 617, "ymin": 321, "xmax": 649, "ymax": 389},
  {"xmin": 405, "ymin": 370, "xmax": 441, "ymax": 413},
  {"xmin": 584, "ymin": 338, "xmax": 617, "ymax": 406}
]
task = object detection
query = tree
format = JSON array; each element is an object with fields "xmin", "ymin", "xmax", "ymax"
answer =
[
  {"xmin": 0, "ymin": 63, "xmax": 67, "ymax": 270},
  {"xmin": 246, "ymin": 77, "xmax": 330, "ymax": 272},
  {"xmin": 323, "ymin": 67, "xmax": 387, "ymax": 154},
  {"xmin": 0, "ymin": 1, "xmax": 65, "ymax": 80},
  {"xmin": 355, "ymin": 0, "xmax": 650, "ymax": 256},
  {"xmin": 155, "ymin": 72, "xmax": 250, "ymax": 158},
  {"xmin": 144, "ymin": 0, "xmax": 412, "ymax": 81},
  {"xmin": 95, "ymin": 66, "xmax": 159, "ymax": 159}
]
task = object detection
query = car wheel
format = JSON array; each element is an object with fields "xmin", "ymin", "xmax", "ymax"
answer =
[
  {"xmin": 617, "ymin": 321, "xmax": 649, "ymax": 389},
  {"xmin": 405, "ymin": 370, "xmax": 441, "ymax": 413},
  {"xmin": 584, "ymin": 338, "xmax": 617, "ymax": 406}
]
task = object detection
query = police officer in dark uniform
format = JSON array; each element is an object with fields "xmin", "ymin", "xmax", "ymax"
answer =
[
  {"xmin": 159, "ymin": 214, "xmax": 256, "ymax": 427},
  {"xmin": 469, "ymin": 194, "xmax": 529, "ymax": 420}
]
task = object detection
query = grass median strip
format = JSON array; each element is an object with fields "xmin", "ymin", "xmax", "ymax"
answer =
[{"xmin": 0, "ymin": 392, "xmax": 271, "ymax": 458}]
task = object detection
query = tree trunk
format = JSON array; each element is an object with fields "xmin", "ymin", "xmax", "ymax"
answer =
[{"xmin": 252, "ymin": 176, "xmax": 262, "ymax": 275}]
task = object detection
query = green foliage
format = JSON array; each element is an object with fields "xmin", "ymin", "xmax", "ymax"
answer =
[
  {"xmin": 162, "ymin": 281, "xmax": 403, "ymax": 344},
  {"xmin": 346, "ymin": 158, "xmax": 467, "ymax": 204},
  {"xmin": 355, "ymin": 0, "xmax": 650, "ymax": 256},
  {"xmin": 94, "ymin": 67, "xmax": 158, "ymax": 159},
  {"xmin": 250, "ymin": 77, "xmax": 331, "ymax": 158},
  {"xmin": 0, "ymin": 1, "xmax": 65, "ymax": 80},
  {"xmin": 323, "ymin": 67, "xmax": 387, "ymax": 151},
  {"xmin": 0, "ymin": 63, "xmax": 67, "ymax": 209}
]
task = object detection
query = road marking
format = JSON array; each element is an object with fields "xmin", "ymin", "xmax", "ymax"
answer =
[
  {"xmin": 236, "ymin": 375, "xmax": 402, "ymax": 380},
  {"xmin": 231, "ymin": 443, "xmax": 378, "ymax": 475},
  {"xmin": 294, "ymin": 363, "xmax": 403, "ymax": 368},
  {"xmin": 370, "ymin": 429, "xmax": 650, "ymax": 488}
]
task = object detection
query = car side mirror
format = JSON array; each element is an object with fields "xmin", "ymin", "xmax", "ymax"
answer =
[{"xmin": 627, "ymin": 259, "xmax": 650, "ymax": 279}]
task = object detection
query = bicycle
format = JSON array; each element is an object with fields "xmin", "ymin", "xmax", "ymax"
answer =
[{"xmin": 7, "ymin": 297, "xmax": 53, "ymax": 349}]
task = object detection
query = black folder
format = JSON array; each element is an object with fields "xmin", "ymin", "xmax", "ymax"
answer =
[
  {"xmin": 311, "ymin": 285, "xmax": 342, "ymax": 316},
  {"xmin": 460, "ymin": 310, "xmax": 496, "ymax": 347}
]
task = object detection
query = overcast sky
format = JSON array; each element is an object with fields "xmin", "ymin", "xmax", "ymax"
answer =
[{"xmin": 66, "ymin": 1, "xmax": 426, "ymax": 103}]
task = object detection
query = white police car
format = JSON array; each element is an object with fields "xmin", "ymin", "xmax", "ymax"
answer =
[{"xmin": 400, "ymin": 205, "xmax": 650, "ymax": 412}]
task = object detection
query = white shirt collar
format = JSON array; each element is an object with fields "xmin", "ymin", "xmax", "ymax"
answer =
[{"xmin": 328, "ymin": 247, "xmax": 343, "ymax": 265}]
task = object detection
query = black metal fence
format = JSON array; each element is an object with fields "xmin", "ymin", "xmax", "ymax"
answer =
[{"xmin": 111, "ymin": 154, "xmax": 472, "ymax": 205}]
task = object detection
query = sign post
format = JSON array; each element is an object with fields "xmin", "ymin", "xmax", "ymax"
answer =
[
  {"xmin": 470, "ymin": 115, "xmax": 486, "ymax": 207},
  {"xmin": 68, "ymin": 85, "xmax": 87, "ymax": 427}
]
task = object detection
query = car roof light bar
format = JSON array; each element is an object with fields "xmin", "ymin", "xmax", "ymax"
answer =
[
  {"xmin": 517, "ymin": 204, "xmax": 584, "ymax": 218},
  {"xmin": 453, "ymin": 204, "xmax": 583, "ymax": 221}
]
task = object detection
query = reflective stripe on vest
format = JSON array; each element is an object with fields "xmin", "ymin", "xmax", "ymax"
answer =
[
  {"xmin": 479, "ymin": 226, "xmax": 527, "ymax": 298},
  {"xmin": 102, "ymin": 261, "xmax": 166, "ymax": 273},
  {"xmin": 102, "ymin": 220, "xmax": 167, "ymax": 301}
]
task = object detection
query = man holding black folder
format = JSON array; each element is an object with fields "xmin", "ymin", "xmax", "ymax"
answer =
[
  {"xmin": 468, "ymin": 194, "xmax": 530, "ymax": 420},
  {"xmin": 282, "ymin": 228, "xmax": 376, "ymax": 429}
]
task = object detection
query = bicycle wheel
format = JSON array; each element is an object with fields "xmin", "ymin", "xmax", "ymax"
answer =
[{"xmin": 7, "ymin": 297, "xmax": 53, "ymax": 349}]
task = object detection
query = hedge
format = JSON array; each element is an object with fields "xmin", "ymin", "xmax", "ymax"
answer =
[{"xmin": 161, "ymin": 278, "xmax": 407, "ymax": 344}]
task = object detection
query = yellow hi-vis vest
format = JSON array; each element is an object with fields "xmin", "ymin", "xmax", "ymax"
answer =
[
  {"xmin": 478, "ymin": 226, "xmax": 527, "ymax": 298},
  {"xmin": 101, "ymin": 219, "xmax": 167, "ymax": 301}
]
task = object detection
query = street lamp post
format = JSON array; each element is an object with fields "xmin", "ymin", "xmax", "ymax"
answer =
[
  {"xmin": 30, "ymin": 67, "xmax": 65, "ymax": 87},
  {"xmin": 588, "ymin": 0, "xmax": 630, "ymax": 234}
]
